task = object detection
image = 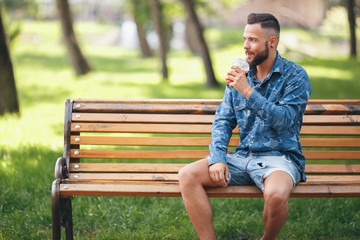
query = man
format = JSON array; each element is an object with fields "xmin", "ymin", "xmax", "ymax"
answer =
[{"xmin": 178, "ymin": 13, "xmax": 312, "ymax": 240}]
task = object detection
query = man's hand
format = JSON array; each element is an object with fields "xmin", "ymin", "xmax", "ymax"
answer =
[
  {"xmin": 226, "ymin": 66, "xmax": 253, "ymax": 99},
  {"xmin": 209, "ymin": 162, "xmax": 230, "ymax": 187}
]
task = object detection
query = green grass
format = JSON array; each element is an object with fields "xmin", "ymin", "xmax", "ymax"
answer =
[{"xmin": 0, "ymin": 21, "xmax": 360, "ymax": 239}]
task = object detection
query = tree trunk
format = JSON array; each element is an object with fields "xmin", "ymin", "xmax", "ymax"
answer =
[
  {"xmin": 55, "ymin": 0, "xmax": 92, "ymax": 76},
  {"xmin": 135, "ymin": 20, "xmax": 152, "ymax": 57},
  {"xmin": 150, "ymin": 0, "xmax": 168, "ymax": 81},
  {"xmin": 346, "ymin": 0, "xmax": 357, "ymax": 57},
  {"xmin": 0, "ymin": 7, "xmax": 19, "ymax": 115},
  {"xmin": 180, "ymin": 0, "xmax": 218, "ymax": 87}
]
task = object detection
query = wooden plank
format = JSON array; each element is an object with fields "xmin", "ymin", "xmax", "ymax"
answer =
[
  {"xmin": 70, "ymin": 149, "xmax": 209, "ymax": 159},
  {"xmin": 70, "ymin": 123, "xmax": 360, "ymax": 135},
  {"xmin": 59, "ymin": 183, "xmax": 360, "ymax": 198},
  {"xmin": 69, "ymin": 173, "xmax": 178, "ymax": 181},
  {"xmin": 305, "ymin": 175, "xmax": 360, "ymax": 184},
  {"xmin": 72, "ymin": 113, "xmax": 214, "ymax": 123},
  {"xmin": 69, "ymin": 163, "xmax": 185, "ymax": 173},
  {"xmin": 303, "ymin": 115, "xmax": 360, "ymax": 124},
  {"xmin": 71, "ymin": 123, "xmax": 213, "ymax": 134},
  {"xmin": 69, "ymin": 163, "xmax": 360, "ymax": 174},
  {"xmin": 70, "ymin": 136, "xmax": 239, "ymax": 147},
  {"xmin": 67, "ymin": 173, "xmax": 360, "ymax": 184},
  {"xmin": 305, "ymin": 164, "xmax": 360, "ymax": 174},
  {"xmin": 305, "ymin": 103, "xmax": 360, "ymax": 115},
  {"xmin": 300, "ymin": 138, "xmax": 360, "ymax": 148},
  {"xmin": 59, "ymin": 183, "xmax": 182, "ymax": 197},
  {"xmin": 304, "ymin": 151, "xmax": 360, "ymax": 160},
  {"xmin": 300, "ymin": 126, "xmax": 360, "ymax": 135},
  {"xmin": 70, "ymin": 136, "xmax": 360, "ymax": 148},
  {"xmin": 72, "ymin": 113, "xmax": 360, "ymax": 125},
  {"xmin": 72, "ymin": 100, "xmax": 220, "ymax": 114},
  {"xmin": 72, "ymin": 99, "xmax": 360, "ymax": 105},
  {"xmin": 70, "ymin": 149, "xmax": 360, "ymax": 160},
  {"xmin": 71, "ymin": 99, "xmax": 360, "ymax": 115}
]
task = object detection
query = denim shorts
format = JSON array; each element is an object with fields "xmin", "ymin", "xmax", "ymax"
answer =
[{"xmin": 226, "ymin": 152, "xmax": 301, "ymax": 192}]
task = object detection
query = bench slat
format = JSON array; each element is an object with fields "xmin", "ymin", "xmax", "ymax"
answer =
[
  {"xmin": 71, "ymin": 112, "xmax": 360, "ymax": 125},
  {"xmin": 73, "ymin": 101, "xmax": 220, "ymax": 114},
  {"xmin": 71, "ymin": 123, "xmax": 360, "ymax": 135},
  {"xmin": 70, "ymin": 149, "xmax": 360, "ymax": 160},
  {"xmin": 71, "ymin": 123, "xmax": 212, "ymax": 134},
  {"xmin": 69, "ymin": 163, "xmax": 360, "ymax": 175},
  {"xmin": 72, "ymin": 113, "xmax": 214, "ymax": 123},
  {"xmin": 68, "ymin": 174, "xmax": 360, "ymax": 184},
  {"xmin": 59, "ymin": 183, "xmax": 360, "ymax": 198},
  {"xmin": 72, "ymin": 99, "xmax": 360, "ymax": 115},
  {"xmin": 303, "ymin": 115, "xmax": 360, "ymax": 124},
  {"xmin": 69, "ymin": 173, "xmax": 178, "ymax": 181},
  {"xmin": 70, "ymin": 149, "xmax": 209, "ymax": 159},
  {"xmin": 69, "ymin": 163, "xmax": 184, "ymax": 173},
  {"xmin": 70, "ymin": 136, "xmax": 360, "ymax": 148}
]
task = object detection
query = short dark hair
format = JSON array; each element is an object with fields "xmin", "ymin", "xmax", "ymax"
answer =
[{"xmin": 247, "ymin": 13, "xmax": 280, "ymax": 38}]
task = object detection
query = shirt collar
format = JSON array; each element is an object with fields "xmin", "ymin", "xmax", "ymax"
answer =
[{"xmin": 247, "ymin": 51, "xmax": 283, "ymax": 84}]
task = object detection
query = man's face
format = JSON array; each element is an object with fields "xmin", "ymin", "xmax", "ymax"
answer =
[{"xmin": 243, "ymin": 23, "xmax": 270, "ymax": 69}]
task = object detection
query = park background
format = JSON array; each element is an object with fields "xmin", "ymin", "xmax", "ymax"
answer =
[{"xmin": 0, "ymin": 0, "xmax": 360, "ymax": 239}]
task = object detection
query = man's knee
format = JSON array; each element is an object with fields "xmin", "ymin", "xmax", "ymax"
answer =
[
  {"xmin": 263, "ymin": 171, "xmax": 293, "ymax": 206},
  {"xmin": 264, "ymin": 187, "xmax": 289, "ymax": 205},
  {"xmin": 178, "ymin": 165, "xmax": 197, "ymax": 187},
  {"xmin": 178, "ymin": 160, "xmax": 208, "ymax": 188}
]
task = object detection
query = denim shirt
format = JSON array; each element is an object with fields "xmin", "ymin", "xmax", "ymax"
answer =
[{"xmin": 209, "ymin": 52, "xmax": 312, "ymax": 181}]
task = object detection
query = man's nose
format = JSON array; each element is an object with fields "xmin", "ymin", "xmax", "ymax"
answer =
[{"xmin": 243, "ymin": 40, "xmax": 250, "ymax": 50}]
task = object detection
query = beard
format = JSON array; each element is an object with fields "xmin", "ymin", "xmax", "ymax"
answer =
[{"xmin": 247, "ymin": 41, "xmax": 269, "ymax": 70}]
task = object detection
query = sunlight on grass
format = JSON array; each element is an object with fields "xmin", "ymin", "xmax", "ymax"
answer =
[{"xmin": 305, "ymin": 66, "xmax": 353, "ymax": 81}]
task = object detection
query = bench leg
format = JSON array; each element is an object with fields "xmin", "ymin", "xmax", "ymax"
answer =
[
  {"xmin": 52, "ymin": 180, "xmax": 74, "ymax": 240},
  {"xmin": 52, "ymin": 180, "xmax": 61, "ymax": 240},
  {"xmin": 60, "ymin": 197, "xmax": 74, "ymax": 240}
]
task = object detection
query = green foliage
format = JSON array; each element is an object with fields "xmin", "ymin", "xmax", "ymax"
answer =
[
  {"xmin": 0, "ymin": 21, "xmax": 360, "ymax": 239},
  {"xmin": 0, "ymin": 8, "xmax": 22, "ymax": 46},
  {"xmin": 2, "ymin": 0, "xmax": 38, "ymax": 18}
]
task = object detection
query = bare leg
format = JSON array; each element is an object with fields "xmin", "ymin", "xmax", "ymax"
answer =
[
  {"xmin": 178, "ymin": 159, "xmax": 219, "ymax": 240},
  {"xmin": 261, "ymin": 171, "xmax": 294, "ymax": 240}
]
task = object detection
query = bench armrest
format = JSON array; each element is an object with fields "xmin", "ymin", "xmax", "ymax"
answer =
[{"xmin": 54, "ymin": 157, "xmax": 68, "ymax": 180}]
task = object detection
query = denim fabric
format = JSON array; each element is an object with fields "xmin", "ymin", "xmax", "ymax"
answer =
[
  {"xmin": 209, "ymin": 52, "xmax": 312, "ymax": 182},
  {"xmin": 225, "ymin": 152, "xmax": 301, "ymax": 192}
]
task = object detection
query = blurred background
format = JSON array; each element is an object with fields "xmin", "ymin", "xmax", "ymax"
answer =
[{"xmin": 0, "ymin": 1, "xmax": 360, "ymax": 239}]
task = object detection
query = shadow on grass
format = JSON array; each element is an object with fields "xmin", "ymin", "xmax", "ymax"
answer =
[
  {"xmin": 14, "ymin": 53, "xmax": 69, "ymax": 71},
  {"xmin": 19, "ymin": 84, "xmax": 72, "ymax": 109},
  {"xmin": 0, "ymin": 145, "xmax": 61, "ymax": 239}
]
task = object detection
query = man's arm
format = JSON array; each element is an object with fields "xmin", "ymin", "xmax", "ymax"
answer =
[
  {"xmin": 246, "ymin": 68, "xmax": 312, "ymax": 131},
  {"xmin": 208, "ymin": 86, "xmax": 237, "ymax": 186}
]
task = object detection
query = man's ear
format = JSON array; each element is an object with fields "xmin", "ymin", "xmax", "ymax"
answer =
[{"xmin": 269, "ymin": 36, "xmax": 278, "ymax": 48}]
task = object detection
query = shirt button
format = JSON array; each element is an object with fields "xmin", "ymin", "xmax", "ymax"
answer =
[
  {"xmin": 250, "ymin": 141, "xmax": 254, "ymax": 144},
  {"xmin": 236, "ymin": 106, "xmax": 239, "ymax": 109}
]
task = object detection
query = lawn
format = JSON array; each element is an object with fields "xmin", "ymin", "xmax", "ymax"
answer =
[{"xmin": 0, "ymin": 21, "xmax": 360, "ymax": 239}]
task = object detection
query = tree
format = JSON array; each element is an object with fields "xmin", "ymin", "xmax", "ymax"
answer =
[
  {"xmin": 55, "ymin": 0, "xmax": 92, "ymax": 76},
  {"xmin": 179, "ymin": 0, "xmax": 218, "ymax": 87},
  {"xmin": 130, "ymin": 0, "xmax": 152, "ymax": 57},
  {"xmin": 150, "ymin": 0, "xmax": 169, "ymax": 81},
  {"xmin": 0, "ymin": 6, "xmax": 19, "ymax": 115},
  {"xmin": 346, "ymin": 0, "xmax": 357, "ymax": 57}
]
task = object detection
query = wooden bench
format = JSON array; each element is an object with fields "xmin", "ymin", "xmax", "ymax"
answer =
[{"xmin": 52, "ymin": 99, "xmax": 360, "ymax": 239}]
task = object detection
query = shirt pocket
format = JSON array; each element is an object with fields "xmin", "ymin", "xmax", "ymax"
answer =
[
  {"xmin": 233, "ymin": 99, "xmax": 249, "ymax": 126},
  {"xmin": 233, "ymin": 99, "xmax": 246, "ymax": 111}
]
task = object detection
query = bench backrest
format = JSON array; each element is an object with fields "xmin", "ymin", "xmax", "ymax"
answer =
[{"xmin": 62, "ymin": 99, "xmax": 360, "ymax": 178}]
